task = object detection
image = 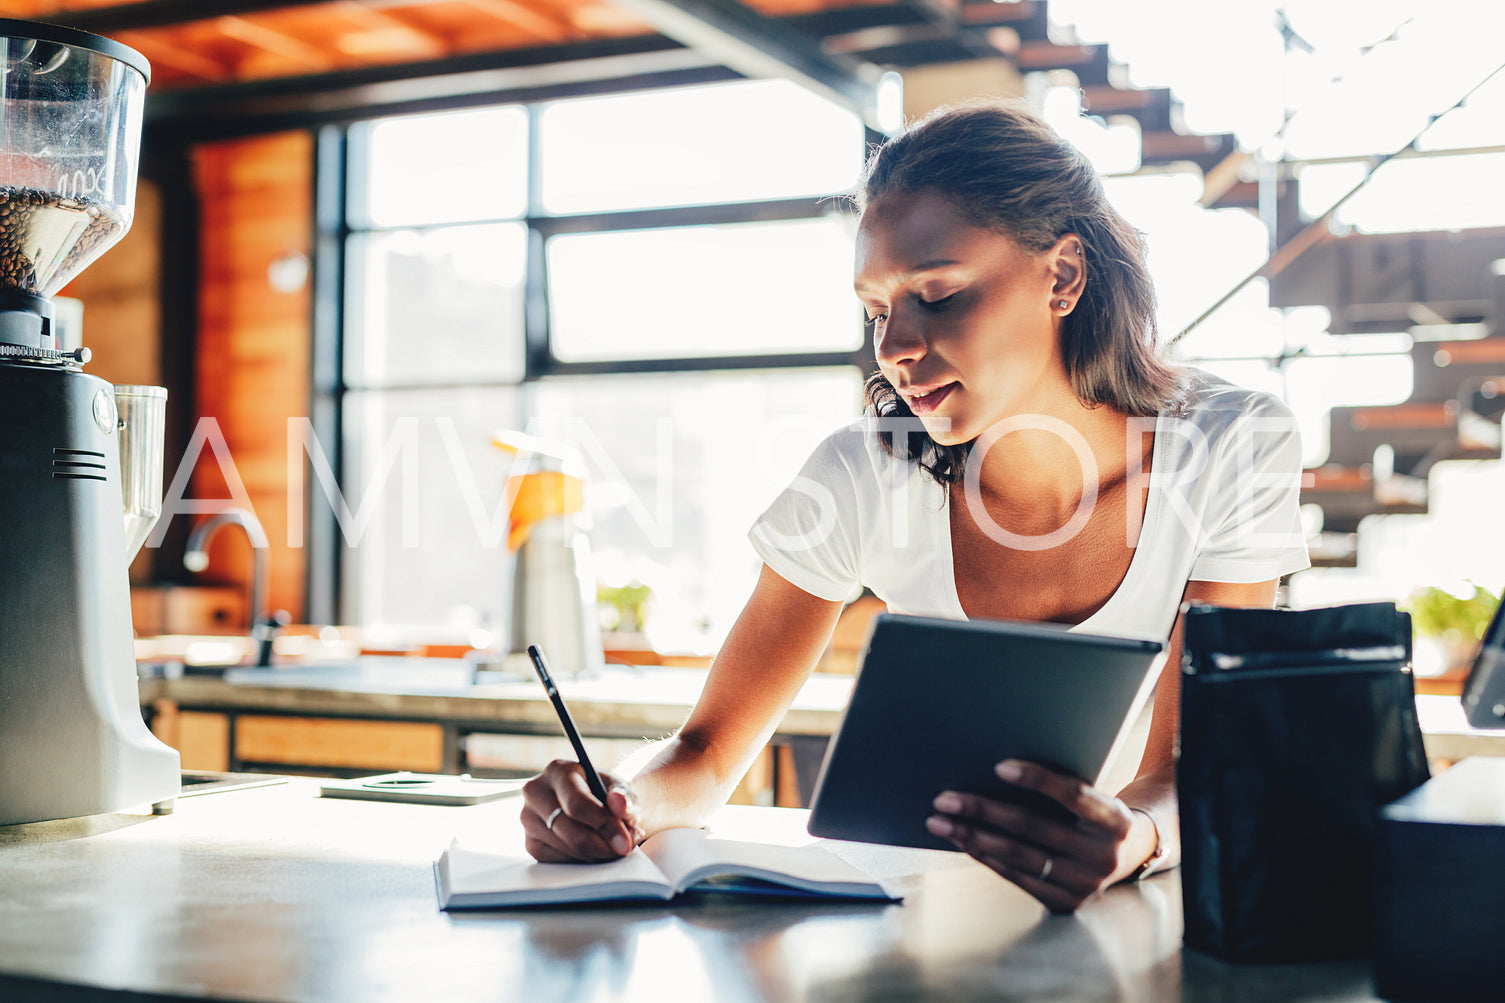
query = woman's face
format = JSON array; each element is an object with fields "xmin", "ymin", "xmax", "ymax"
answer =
[{"xmin": 855, "ymin": 189, "xmax": 1082, "ymax": 446}]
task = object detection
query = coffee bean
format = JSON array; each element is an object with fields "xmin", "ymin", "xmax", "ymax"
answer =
[{"xmin": 0, "ymin": 186, "xmax": 126, "ymax": 296}]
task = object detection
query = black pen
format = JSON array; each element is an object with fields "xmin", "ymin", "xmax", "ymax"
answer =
[{"xmin": 527, "ymin": 644, "xmax": 611, "ymax": 804}]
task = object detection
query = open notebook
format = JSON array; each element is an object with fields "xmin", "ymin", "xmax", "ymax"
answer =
[{"xmin": 435, "ymin": 826, "xmax": 898, "ymax": 909}]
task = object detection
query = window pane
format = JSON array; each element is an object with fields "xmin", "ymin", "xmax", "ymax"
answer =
[
  {"xmin": 352, "ymin": 106, "xmax": 528, "ymax": 228},
  {"xmin": 1103, "ymin": 172, "xmax": 1273, "ymax": 352},
  {"xmin": 1282, "ymin": 352, "xmax": 1413, "ymax": 467},
  {"xmin": 341, "ymin": 387, "xmax": 523, "ymax": 633},
  {"xmin": 548, "ymin": 217, "xmax": 862, "ymax": 361},
  {"xmin": 1186, "ymin": 359, "xmax": 1286, "ymax": 402},
  {"xmin": 345, "ymin": 222, "xmax": 527, "ymax": 387},
  {"xmin": 1302, "ymin": 153, "xmax": 1505, "ymax": 234},
  {"xmin": 1166, "ymin": 286, "xmax": 1289, "ymax": 362},
  {"xmin": 539, "ymin": 79, "xmax": 864, "ymax": 213},
  {"xmin": 527, "ymin": 367, "xmax": 864, "ymax": 653}
]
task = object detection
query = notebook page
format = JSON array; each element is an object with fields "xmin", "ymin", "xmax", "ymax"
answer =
[
  {"xmin": 439, "ymin": 839, "xmax": 674, "ymax": 907},
  {"xmin": 641, "ymin": 828, "xmax": 893, "ymax": 898}
]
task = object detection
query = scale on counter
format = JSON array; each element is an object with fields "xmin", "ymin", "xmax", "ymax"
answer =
[{"xmin": 319, "ymin": 772, "xmax": 527, "ymax": 806}]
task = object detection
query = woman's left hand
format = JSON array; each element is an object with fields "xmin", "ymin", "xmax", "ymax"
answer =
[{"xmin": 925, "ymin": 759, "xmax": 1135, "ymax": 914}]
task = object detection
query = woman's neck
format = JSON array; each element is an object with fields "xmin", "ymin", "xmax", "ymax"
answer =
[{"xmin": 963, "ymin": 395, "xmax": 1145, "ymax": 511}]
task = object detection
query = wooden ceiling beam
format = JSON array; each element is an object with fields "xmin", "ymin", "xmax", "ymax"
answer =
[
  {"xmin": 823, "ymin": 23, "xmax": 946, "ymax": 56},
  {"xmin": 39, "ymin": 1, "xmax": 336, "ymax": 34},
  {"xmin": 44, "ymin": 0, "xmax": 881, "ymax": 120},
  {"xmin": 141, "ymin": 34, "xmax": 724, "ymax": 136},
  {"xmin": 215, "ymin": 14, "xmax": 337, "ymax": 70},
  {"xmin": 327, "ymin": 1, "xmax": 449, "ymax": 58},
  {"xmin": 0, "ymin": 2, "xmax": 55, "ymax": 17},
  {"xmin": 598, "ymin": 0, "xmax": 887, "ymax": 129},
  {"xmin": 455, "ymin": 0, "xmax": 579, "ymax": 43},
  {"xmin": 39, "ymin": 0, "xmax": 602, "ymax": 37},
  {"xmin": 959, "ymin": 0, "xmax": 1040, "ymax": 26},
  {"xmin": 113, "ymin": 30, "xmax": 236, "ymax": 82},
  {"xmin": 1199, "ymin": 149, "xmax": 1252, "ymax": 208},
  {"xmin": 44, "ymin": 0, "xmax": 575, "ymax": 48}
]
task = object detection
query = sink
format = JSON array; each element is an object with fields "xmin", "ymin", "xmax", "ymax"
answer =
[
  {"xmin": 135, "ymin": 633, "xmax": 250, "ymax": 666},
  {"xmin": 220, "ymin": 656, "xmax": 481, "ymax": 693},
  {"xmin": 135, "ymin": 631, "xmax": 363, "ymax": 675}
]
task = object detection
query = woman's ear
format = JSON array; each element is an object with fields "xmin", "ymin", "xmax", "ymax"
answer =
[{"xmin": 1049, "ymin": 233, "xmax": 1087, "ymax": 314}]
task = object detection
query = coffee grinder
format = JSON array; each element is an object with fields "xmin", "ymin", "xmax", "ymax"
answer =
[{"xmin": 0, "ymin": 20, "xmax": 181, "ymax": 825}]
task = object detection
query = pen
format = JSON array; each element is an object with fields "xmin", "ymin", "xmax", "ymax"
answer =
[{"xmin": 527, "ymin": 644, "xmax": 611, "ymax": 804}]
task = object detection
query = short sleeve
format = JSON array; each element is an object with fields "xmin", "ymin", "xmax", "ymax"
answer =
[
  {"xmin": 1189, "ymin": 394, "xmax": 1311, "ymax": 583},
  {"xmin": 748, "ymin": 427, "xmax": 865, "ymax": 603}
]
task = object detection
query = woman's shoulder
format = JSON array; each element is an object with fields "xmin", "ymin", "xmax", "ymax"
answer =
[
  {"xmin": 803, "ymin": 415, "xmax": 915, "ymax": 479},
  {"xmin": 1164, "ymin": 368, "xmax": 1303, "ymax": 474},
  {"xmin": 1174, "ymin": 367, "xmax": 1298, "ymax": 428}
]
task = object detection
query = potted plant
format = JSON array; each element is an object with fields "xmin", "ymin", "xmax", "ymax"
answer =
[
  {"xmin": 1404, "ymin": 583, "xmax": 1501, "ymax": 676},
  {"xmin": 598, "ymin": 581, "xmax": 653, "ymax": 655}
]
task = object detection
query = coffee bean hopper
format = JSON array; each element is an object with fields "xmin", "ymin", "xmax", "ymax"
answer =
[{"xmin": 0, "ymin": 19, "xmax": 181, "ymax": 825}]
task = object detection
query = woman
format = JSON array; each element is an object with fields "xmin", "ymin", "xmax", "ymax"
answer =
[{"xmin": 521, "ymin": 99, "xmax": 1309, "ymax": 914}]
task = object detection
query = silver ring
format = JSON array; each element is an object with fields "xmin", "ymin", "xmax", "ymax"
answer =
[
  {"xmin": 544, "ymin": 807, "xmax": 563, "ymax": 831},
  {"xmin": 1038, "ymin": 856, "xmax": 1053, "ymax": 883}
]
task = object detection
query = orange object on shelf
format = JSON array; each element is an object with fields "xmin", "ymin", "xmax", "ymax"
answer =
[{"xmin": 502, "ymin": 469, "xmax": 583, "ymax": 552}]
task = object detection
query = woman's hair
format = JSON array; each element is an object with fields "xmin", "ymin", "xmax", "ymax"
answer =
[{"xmin": 856, "ymin": 98, "xmax": 1184, "ymax": 484}]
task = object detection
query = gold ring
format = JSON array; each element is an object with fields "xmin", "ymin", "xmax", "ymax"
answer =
[{"xmin": 544, "ymin": 807, "xmax": 563, "ymax": 831}]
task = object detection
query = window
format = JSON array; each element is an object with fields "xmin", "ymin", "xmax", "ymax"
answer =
[
  {"xmin": 527, "ymin": 369, "xmax": 862, "ymax": 652},
  {"xmin": 537, "ymin": 79, "xmax": 864, "ymax": 213},
  {"xmin": 345, "ymin": 223, "xmax": 528, "ymax": 386},
  {"xmin": 546, "ymin": 217, "xmax": 861, "ymax": 362},
  {"xmin": 327, "ymin": 81, "xmax": 868, "ymax": 649},
  {"xmin": 354, "ymin": 105, "xmax": 529, "ymax": 227}
]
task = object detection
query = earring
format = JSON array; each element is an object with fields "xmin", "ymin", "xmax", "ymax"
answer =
[{"xmin": 1058, "ymin": 299, "xmax": 1070, "ymax": 310}]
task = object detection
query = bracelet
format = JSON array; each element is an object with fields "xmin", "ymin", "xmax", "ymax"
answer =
[{"xmin": 1126, "ymin": 806, "xmax": 1168, "ymax": 881}]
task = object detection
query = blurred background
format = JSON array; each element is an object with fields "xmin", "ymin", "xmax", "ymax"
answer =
[{"xmin": 19, "ymin": 0, "xmax": 1503, "ymax": 681}]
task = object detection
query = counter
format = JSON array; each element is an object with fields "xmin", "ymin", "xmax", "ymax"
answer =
[
  {"xmin": 138, "ymin": 660, "xmax": 1505, "ymax": 790},
  {"xmin": 138, "ymin": 660, "xmax": 848, "ymax": 802},
  {"xmin": 0, "ymin": 780, "xmax": 1385, "ymax": 1002},
  {"xmin": 139, "ymin": 658, "xmax": 850, "ymax": 738}
]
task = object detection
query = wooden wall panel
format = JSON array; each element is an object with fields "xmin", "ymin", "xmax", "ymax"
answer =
[
  {"xmin": 190, "ymin": 131, "xmax": 313, "ymax": 623},
  {"xmin": 60, "ymin": 178, "xmax": 162, "ymax": 388}
]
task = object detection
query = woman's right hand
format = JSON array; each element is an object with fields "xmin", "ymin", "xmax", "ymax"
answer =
[{"xmin": 521, "ymin": 759, "xmax": 644, "ymax": 863}]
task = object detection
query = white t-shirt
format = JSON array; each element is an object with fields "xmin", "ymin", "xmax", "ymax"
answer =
[{"xmin": 749, "ymin": 370, "xmax": 1311, "ymax": 641}]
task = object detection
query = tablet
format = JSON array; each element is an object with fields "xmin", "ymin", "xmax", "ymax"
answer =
[
  {"xmin": 807, "ymin": 613, "xmax": 1165, "ymax": 851},
  {"xmin": 1461, "ymin": 585, "xmax": 1505, "ymax": 729}
]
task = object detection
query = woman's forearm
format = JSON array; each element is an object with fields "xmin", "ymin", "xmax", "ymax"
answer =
[
  {"xmin": 613, "ymin": 733, "xmax": 750, "ymax": 837},
  {"xmin": 1114, "ymin": 763, "xmax": 1179, "ymax": 881},
  {"xmin": 614, "ymin": 567, "xmax": 843, "ymax": 840}
]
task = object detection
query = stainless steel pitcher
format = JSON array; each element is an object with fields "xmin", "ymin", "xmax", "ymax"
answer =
[{"xmin": 494, "ymin": 431, "xmax": 606, "ymax": 679}]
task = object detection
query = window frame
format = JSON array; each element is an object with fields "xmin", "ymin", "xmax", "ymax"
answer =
[{"xmin": 311, "ymin": 90, "xmax": 880, "ymax": 626}]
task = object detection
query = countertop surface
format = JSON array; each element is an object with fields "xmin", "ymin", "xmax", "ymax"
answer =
[
  {"xmin": 139, "ymin": 658, "xmax": 1505, "ymax": 761},
  {"xmin": 0, "ymin": 780, "xmax": 1384, "ymax": 1002},
  {"xmin": 138, "ymin": 658, "xmax": 854, "ymax": 736}
]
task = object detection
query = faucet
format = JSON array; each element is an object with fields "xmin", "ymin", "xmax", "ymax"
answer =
[{"xmin": 183, "ymin": 508, "xmax": 282, "ymax": 666}]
